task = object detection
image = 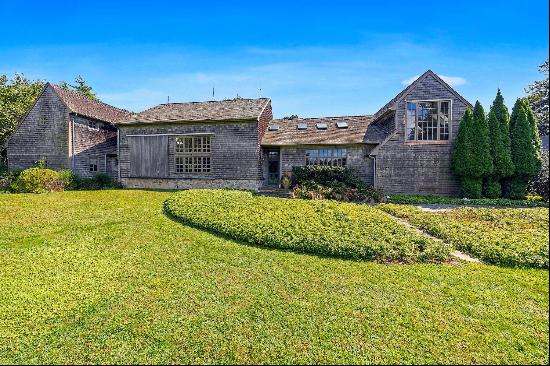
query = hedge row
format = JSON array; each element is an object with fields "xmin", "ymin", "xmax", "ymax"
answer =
[
  {"xmin": 164, "ymin": 190, "xmax": 451, "ymax": 263},
  {"xmin": 379, "ymin": 204, "xmax": 549, "ymax": 269},
  {"xmin": 387, "ymin": 194, "xmax": 548, "ymax": 207}
]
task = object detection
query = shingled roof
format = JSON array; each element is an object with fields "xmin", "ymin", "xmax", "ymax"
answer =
[
  {"xmin": 117, "ymin": 98, "xmax": 271, "ymax": 125},
  {"xmin": 49, "ymin": 83, "xmax": 131, "ymax": 124},
  {"xmin": 261, "ymin": 115, "xmax": 390, "ymax": 146}
]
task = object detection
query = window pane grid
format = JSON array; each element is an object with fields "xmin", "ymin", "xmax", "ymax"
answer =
[
  {"xmin": 305, "ymin": 148, "xmax": 347, "ymax": 167},
  {"xmin": 407, "ymin": 100, "xmax": 451, "ymax": 141},
  {"xmin": 175, "ymin": 136, "xmax": 211, "ymax": 173}
]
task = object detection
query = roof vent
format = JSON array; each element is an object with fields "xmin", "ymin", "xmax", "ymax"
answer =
[
  {"xmin": 336, "ymin": 121, "xmax": 348, "ymax": 129},
  {"xmin": 268, "ymin": 124, "xmax": 280, "ymax": 131},
  {"xmin": 297, "ymin": 122, "xmax": 307, "ymax": 130},
  {"xmin": 316, "ymin": 123, "xmax": 328, "ymax": 130}
]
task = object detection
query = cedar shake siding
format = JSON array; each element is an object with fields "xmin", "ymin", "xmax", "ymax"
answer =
[
  {"xmin": 7, "ymin": 83, "xmax": 130, "ymax": 178},
  {"xmin": 115, "ymin": 98, "xmax": 272, "ymax": 190},
  {"xmin": 7, "ymin": 85, "xmax": 71, "ymax": 171},
  {"xmin": 372, "ymin": 71, "xmax": 471, "ymax": 195}
]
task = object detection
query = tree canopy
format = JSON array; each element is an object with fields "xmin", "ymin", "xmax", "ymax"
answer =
[
  {"xmin": 61, "ymin": 75, "xmax": 96, "ymax": 100},
  {"xmin": 526, "ymin": 59, "xmax": 549, "ymax": 136}
]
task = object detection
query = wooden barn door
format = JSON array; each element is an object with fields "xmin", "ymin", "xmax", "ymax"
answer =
[{"xmin": 128, "ymin": 135, "xmax": 169, "ymax": 178}]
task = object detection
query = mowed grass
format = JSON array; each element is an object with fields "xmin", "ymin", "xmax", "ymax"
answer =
[
  {"xmin": 0, "ymin": 191, "xmax": 548, "ymax": 364},
  {"xmin": 379, "ymin": 204, "xmax": 549, "ymax": 269}
]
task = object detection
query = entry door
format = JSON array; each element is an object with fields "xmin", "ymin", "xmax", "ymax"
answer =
[{"xmin": 267, "ymin": 150, "xmax": 280, "ymax": 186}]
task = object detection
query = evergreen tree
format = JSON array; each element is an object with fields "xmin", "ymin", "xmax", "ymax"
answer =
[
  {"xmin": 484, "ymin": 90, "xmax": 514, "ymax": 198},
  {"xmin": 507, "ymin": 99, "xmax": 539, "ymax": 198},
  {"xmin": 452, "ymin": 102, "xmax": 492, "ymax": 198}
]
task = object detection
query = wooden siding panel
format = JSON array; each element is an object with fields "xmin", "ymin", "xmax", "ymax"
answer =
[{"xmin": 129, "ymin": 135, "xmax": 169, "ymax": 178}]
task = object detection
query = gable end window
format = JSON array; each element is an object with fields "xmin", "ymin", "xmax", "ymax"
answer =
[
  {"xmin": 175, "ymin": 136, "xmax": 211, "ymax": 173},
  {"xmin": 88, "ymin": 120, "xmax": 98, "ymax": 129},
  {"xmin": 406, "ymin": 100, "xmax": 451, "ymax": 141}
]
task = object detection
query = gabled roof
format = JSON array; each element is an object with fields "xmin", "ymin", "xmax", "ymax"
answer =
[
  {"xmin": 117, "ymin": 98, "xmax": 271, "ymax": 125},
  {"xmin": 372, "ymin": 70, "xmax": 472, "ymax": 120},
  {"xmin": 49, "ymin": 83, "xmax": 131, "ymax": 124},
  {"xmin": 261, "ymin": 115, "xmax": 387, "ymax": 146}
]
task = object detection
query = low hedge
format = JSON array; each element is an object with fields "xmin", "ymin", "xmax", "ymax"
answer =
[
  {"xmin": 164, "ymin": 189, "xmax": 451, "ymax": 263},
  {"xmin": 379, "ymin": 204, "xmax": 549, "ymax": 269},
  {"xmin": 387, "ymin": 194, "xmax": 548, "ymax": 207}
]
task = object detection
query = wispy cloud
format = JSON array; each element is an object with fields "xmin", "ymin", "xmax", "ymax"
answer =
[{"xmin": 402, "ymin": 74, "xmax": 466, "ymax": 86}]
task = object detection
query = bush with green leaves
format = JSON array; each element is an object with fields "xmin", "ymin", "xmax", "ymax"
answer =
[
  {"xmin": 164, "ymin": 189, "xmax": 451, "ymax": 263},
  {"xmin": 379, "ymin": 204, "xmax": 549, "ymax": 269},
  {"xmin": 452, "ymin": 103, "xmax": 493, "ymax": 198},
  {"xmin": 506, "ymin": 99, "xmax": 541, "ymax": 199},
  {"xmin": 387, "ymin": 194, "xmax": 548, "ymax": 207},
  {"xmin": 529, "ymin": 150, "xmax": 549, "ymax": 201},
  {"xmin": 10, "ymin": 167, "xmax": 62, "ymax": 193},
  {"xmin": 290, "ymin": 165, "xmax": 382, "ymax": 202},
  {"xmin": 77, "ymin": 173, "xmax": 121, "ymax": 190}
]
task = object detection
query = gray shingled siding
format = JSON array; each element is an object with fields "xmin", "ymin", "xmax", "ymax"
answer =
[
  {"xmin": 118, "ymin": 121, "xmax": 263, "ymax": 188},
  {"xmin": 274, "ymin": 145, "xmax": 375, "ymax": 186},
  {"xmin": 7, "ymin": 85, "xmax": 71, "ymax": 171},
  {"xmin": 374, "ymin": 74, "xmax": 468, "ymax": 196},
  {"xmin": 72, "ymin": 115, "xmax": 118, "ymax": 178}
]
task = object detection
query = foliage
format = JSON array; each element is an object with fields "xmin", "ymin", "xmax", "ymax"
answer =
[
  {"xmin": 529, "ymin": 150, "xmax": 549, "ymax": 201},
  {"xmin": 485, "ymin": 90, "xmax": 514, "ymax": 197},
  {"xmin": 526, "ymin": 59, "xmax": 549, "ymax": 136},
  {"xmin": 10, "ymin": 167, "xmax": 62, "ymax": 193},
  {"xmin": 0, "ymin": 74, "xmax": 44, "ymax": 151},
  {"xmin": 76, "ymin": 173, "xmax": 121, "ymax": 190},
  {"xmin": 0, "ymin": 170, "xmax": 18, "ymax": 193},
  {"xmin": 165, "ymin": 189, "xmax": 450, "ymax": 263},
  {"xmin": 61, "ymin": 75, "xmax": 96, "ymax": 100},
  {"xmin": 0, "ymin": 190, "xmax": 548, "ymax": 364},
  {"xmin": 291, "ymin": 165, "xmax": 383, "ymax": 203},
  {"xmin": 387, "ymin": 194, "xmax": 548, "ymax": 207},
  {"xmin": 379, "ymin": 204, "xmax": 549, "ymax": 269},
  {"xmin": 452, "ymin": 104, "xmax": 493, "ymax": 198},
  {"xmin": 58, "ymin": 169, "xmax": 78, "ymax": 191},
  {"xmin": 507, "ymin": 99, "xmax": 541, "ymax": 198}
]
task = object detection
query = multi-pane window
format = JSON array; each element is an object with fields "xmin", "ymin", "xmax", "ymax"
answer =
[
  {"xmin": 89, "ymin": 157, "xmax": 98, "ymax": 172},
  {"xmin": 305, "ymin": 148, "xmax": 347, "ymax": 166},
  {"xmin": 406, "ymin": 100, "xmax": 451, "ymax": 141},
  {"xmin": 175, "ymin": 136, "xmax": 211, "ymax": 173},
  {"xmin": 88, "ymin": 120, "xmax": 98, "ymax": 129}
]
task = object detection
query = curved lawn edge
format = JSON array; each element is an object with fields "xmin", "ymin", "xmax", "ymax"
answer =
[{"xmin": 164, "ymin": 189, "xmax": 452, "ymax": 264}]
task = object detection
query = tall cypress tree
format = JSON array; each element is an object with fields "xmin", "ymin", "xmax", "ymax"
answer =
[
  {"xmin": 507, "ymin": 99, "xmax": 539, "ymax": 199},
  {"xmin": 484, "ymin": 90, "xmax": 514, "ymax": 198},
  {"xmin": 524, "ymin": 99, "xmax": 542, "ymax": 170},
  {"xmin": 452, "ymin": 102, "xmax": 492, "ymax": 198}
]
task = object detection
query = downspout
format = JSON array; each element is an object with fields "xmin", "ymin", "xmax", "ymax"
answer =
[
  {"xmin": 117, "ymin": 129, "xmax": 121, "ymax": 181},
  {"xmin": 71, "ymin": 113, "xmax": 77, "ymax": 171}
]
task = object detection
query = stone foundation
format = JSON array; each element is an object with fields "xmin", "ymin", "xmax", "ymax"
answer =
[{"xmin": 121, "ymin": 178, "xmax": 262, "ymax": 191}]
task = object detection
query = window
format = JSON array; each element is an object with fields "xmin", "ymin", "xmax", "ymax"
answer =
[
  {"xmin": 175, "ymin": 136, "xmax": 211, "ymax": 173},
  {"xmin": 305, "ymin": 148, "xmax": 346, "ymax": 166},
  {"xmin": 406, "ymin": 100, "xmax": 451, "ymax": 141},
  {"xmin": 89, "ymin": 157, "xmax": 98, "ymax": 172},
  {"xmin": 39, "ymin": 116, "xmax": 48, "ymax": 125},
  {"xmin": 88, "ymin": 120, "xmax": 98, "ymax": 129}
]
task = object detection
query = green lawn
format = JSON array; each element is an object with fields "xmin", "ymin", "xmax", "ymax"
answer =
[{"xmin": 0, "ymin": 190, "xmax": 548, "ymax": 364}]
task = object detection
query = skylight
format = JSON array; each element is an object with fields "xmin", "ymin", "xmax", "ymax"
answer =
[
  {"xmin": 336, "ymin": 121, "xmax": 348, "ymax": 129},
  {"xmin": 268, "ymin": 124, "xmax": 280, "ymax": 131},
  {"xmin": 316, "ymin": 123, "xmax": 328, "ymax": 130},
  {"xmin": 297, "ymin": 123, "xmax": 307, "ymax": 130}
]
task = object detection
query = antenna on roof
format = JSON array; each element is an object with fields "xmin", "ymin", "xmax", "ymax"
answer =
[
  {"xmin": 167, "ymin": 96, "xmax": 170, "ymax": 104},
  {"xmin": 212, "ymin": 87, "xmax": 215, "ymax": 99},
  {"xmin": 259, "ymin": 81, "xmax": 262, "ymax": 98}
]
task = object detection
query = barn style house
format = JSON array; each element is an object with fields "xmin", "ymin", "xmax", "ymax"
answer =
[{"xmin": 7, "ymin": 70, "xmax": 471, "ymax": 195}]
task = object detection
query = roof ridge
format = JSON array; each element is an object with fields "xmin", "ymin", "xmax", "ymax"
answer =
[{"xmin": 50, "ymin": 83, "xmax": 132, "ymax": 114}]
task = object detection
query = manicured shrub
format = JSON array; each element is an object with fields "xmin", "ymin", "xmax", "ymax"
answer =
[
  {"xmin": 460, "ymin": 176, "xmax": 482, "ymax": 199},
  {"xmin": 164, "ymin": 190, "xmax": 451, "ymax": 263},
  {"xmin": 483, "ymin": 177, "xmax": 502, "ymax": 199},
  {"xmin": 10, "ymin": 167, "xmax": 62, "ymax": 193},
  {"xmin": 452, "ymin": 104, "xmax": 493, "ymax": 198},
  {"xmin": 291, "ymin": 165, "xmax": 382, "ymax": 203},
  {"xmin": 58, "ymin": 169, "xmax": 78, "ymax": 190},
  {"xmin": 387, "ymin": 194, "xmax": 548, "ymax": 207},
  {"xmin": 507, "ymin": 99, "xmax": 541, "ymax": 199},
  {"xmin": 379, "ymin": 204, "xmax": 549, "ymax": 269}
]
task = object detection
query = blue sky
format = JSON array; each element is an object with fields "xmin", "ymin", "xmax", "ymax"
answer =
[{"xmin": 1, "ymin": 0, "xmax": 548, "ymax": 118}]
